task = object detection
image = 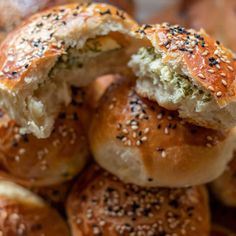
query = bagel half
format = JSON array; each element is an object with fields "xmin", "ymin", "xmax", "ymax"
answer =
[{"xmin": 0, "ymin": 180, "xmax": 70, "ymax": 236}]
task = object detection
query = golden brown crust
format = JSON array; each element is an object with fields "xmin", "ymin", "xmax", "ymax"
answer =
[
  {"xmin": 135, "ymin": 23, "xmax": 236, "ymax": 107},
  {"xmin": 0, "ymin": 2, "xmax": 139, "ymax": 138},
  {"xmin": 148, "ymin": 0, "xmax": 236, "ymax": 52},
  {"xmin": 89, "ymin": 77, "xmax": 235, "ymax": 187},
  {"xmin": 30, "ymin": 180, "xmax": 75, "ymax": 211},
  {"xmin": 211, "ymin": 152, "xmax": 236, "ymax": 207},
  {"xmin": 0, "ymin": 180, "xmax": 70, "ymax": 236},
  {"xmin": 67, "ymin": 164, "xmax": 210, "ymax": 236},
  {"xmin": 0, "ymin": 3, "xmax": 136, "ymax": 90},
  {"xmin": 0, "ymin": 87, "xmax": 90, "ymax": 187},
  {"xmin": 86, "ymin": 74, "xmax": 120, "ymax": 109},
  {"xmin": 0, "ymin": 0, "xmax": 135, "ymax": 43}
]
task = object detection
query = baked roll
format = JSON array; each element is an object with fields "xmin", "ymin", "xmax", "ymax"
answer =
[
  {"xmin": 86, "ymin": 74, "xmax": 119, "ymax": 108},
  {"xmin": 0, "ymin": 180, "xmax": 70, "ymax": 236},
  {"xmin": 89, "ymin": 78, "xmax": 236, "ymax": 187},
  {"xmin": 0, "ymin": 87, "xmax": 90, "ymax": 187},
  {"xmin": 66, "ymin": 164, "xmax": 210, "ymax": 236},
  {"xmin": 30, "ymin": 180, "xmax": 75, "ymax": 211},
  {"xmin": 0, "ymin": 3, "xmax": 139, "ymax": 138},
  {"xmin": 0, "ymin": 0, "xmax": 135, "ymax": 43},
  {"xmin": 211, "ymin": 152, "xmax": 236, "ymax": 207},
  {"xmin": 149, "ymin": 0, "xmax": 236, "ymax": 53},
  {"xmin": 129, "ymin": 23, "xmax": 236, "ymax": 130}
]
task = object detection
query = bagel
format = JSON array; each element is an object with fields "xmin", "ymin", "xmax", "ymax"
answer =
[
  {"xmin": 0, "ymin": 87, "xmax": 90, "ymax": 187},
  {"xmin": 89, "ymin": 78, "xmax": 236, "ymax": 187},
  {"xmin": 129, "ymin": 23, "xmax": 236, "ymax": 130},
  {"xmin": 0, "ymin": 180, "xmax": 69, "ymax": 236},
  {"xmin": 67, "ymin": 164, "xmax": 210, "ymax": 236},
  {"xmin": 0, "ymin": 3, "xmax": 139, "ymax": 138}
]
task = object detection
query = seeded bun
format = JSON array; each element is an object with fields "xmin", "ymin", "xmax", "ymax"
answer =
[
  {"xmin": 0, "ymin": 3, "xmax": 139, "ymax": 138},
  {"xmin": 0, "ymin": 0, "xmax": 135, "ymax": 43},
  {"xmin": 89, "ymin": 78, "xmax": 236, "ymax": 187},
  {"xmin": 86, "ymin": 74, "xmax": 120, "ymax": 109},
  {"xmin": 129, "ymin": 23, "xmax": 236, "ymax": 130},
  {"xmin": 0, "ymin": 180, "xmax": 70, "ymax": 236},
  {"xmin": 211, "ymin": 152, "xmax": 236, "ymax": 207},
  {"xmin": 67, "ymin": 164, "xmax": 210, "ymax": 236},
  {"xmin": 149, "ymin": 0, "xmax": 236, "ymax": 53},
  {"xmin": 0, "ymin": 87, "xmax": 90, "ymax": 187}
]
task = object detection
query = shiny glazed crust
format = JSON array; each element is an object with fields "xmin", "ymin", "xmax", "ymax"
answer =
[{"xmin": 67, "ymin": 164, "xmax": 210, "ymax": 236}]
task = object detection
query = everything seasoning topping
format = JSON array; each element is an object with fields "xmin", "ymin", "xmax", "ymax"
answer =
[{"xmin": 72, "ymin": 166, "xmax": 205, "ymax": 236}]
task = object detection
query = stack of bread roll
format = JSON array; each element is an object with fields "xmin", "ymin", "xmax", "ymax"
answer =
[{"xmin": 0, "ymin": 0, "xmax": 235, "ymax": 235}]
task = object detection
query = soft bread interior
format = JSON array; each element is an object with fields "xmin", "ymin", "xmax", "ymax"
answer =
[
  {"xmin": 0, "ymin": 30, "xmax": 139, "ymax": 138},
  {"xmin": 129, "ymin": 47, "xmax": 236, "ymax": 129}
]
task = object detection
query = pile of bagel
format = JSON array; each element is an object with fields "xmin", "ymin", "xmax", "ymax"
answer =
[{"xmin": 0, "ymin": 0, "xmax": 235, "ymax": 235}]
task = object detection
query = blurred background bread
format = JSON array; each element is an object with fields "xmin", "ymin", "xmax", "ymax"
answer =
[
  {"xmin": 0, "ymin": 180, "xmax": 70, "ymax": 236},
  {"xmin": 211, "ymin": 152, "xmax": 236, "ymax": 207},
  {"xmin": 0, "ymin": 0, "xmax": 135, "ymax": 42},
  {"xmin": 148, "ymin": 0, "xmax": 236, "ymax": 52},
  {"xmin": 67, "ymin": 164, "xmax": 210, "ymax": 236}
]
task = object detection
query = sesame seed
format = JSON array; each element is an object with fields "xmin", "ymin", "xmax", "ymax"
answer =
[
  {"xmin": 144, "ymin": 128, "xmax": 150, "ymax": 134},
  {"xmin": 109, "ymin": 104, "xmax": 114, "ymax": 110},
  {"xmin": 227, "ymin": 65, "xmax": 234, "ymax": 71},
  {"xmin": 221, "ymin": 79, "xmax": 227, "ymax": 86},
  {"xmin": 18, "ymin": 148, "xmax": 26, "ymax": 155},
  {"xmin": 164, "ymin": 127, "xmax": 169, "ymax": 135},
  {"xmin": 206, "ymin": 143, "xmax": 212, "ymax": 148},
  {"xmin": 208, "ymin": 86, "xmax": 215, "ymax": 92},
  {"xmin": 131, "ymin": 125, "xmax": 138, "ymax": 130},
  {"xmin": 136, "ymin": 140, "xmax": 141, "ymax": 146},
  {"xmin": 198, "ymin": 73, "xmax": 205, "ymax": 79},
  {"xmin": 201, "ymin": 50, "xmax": 208, "ymax": 56},
  {"xmin": 161, "ymin": 151, "xmax": 167, "ymax": 158},
  {"xmin": 216, "ymin": 91, "xmax": 222, "ymax": 97},
  {"xmin": 207, "ymin": 69, "xmax": 214, "ymax": 73},
  {"xmin": 122, "ymin": 129, "xmax": 128, "ymax": 134},
  {"xmin": 206, "ymin": 136, "xmax": 213, "ymax": 141},
  {"xmin": 141, "ymin": 136, "xmax": 147, "ymax": 142}
]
